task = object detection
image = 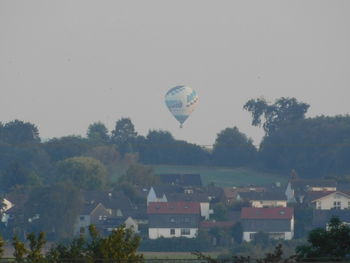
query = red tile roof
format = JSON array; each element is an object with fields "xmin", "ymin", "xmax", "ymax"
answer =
[
  {"xmin": 241, "ymin": 207, "xmax": 293, "ymax": 220},
  {"xmin": 147, "ymin": 202, "xmax": 200, "ymax": 215}
]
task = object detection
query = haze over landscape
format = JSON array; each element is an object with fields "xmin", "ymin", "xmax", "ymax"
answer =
[{"xmin": 1, "ymin": 0, "xmax": 350, "ymax": 145}]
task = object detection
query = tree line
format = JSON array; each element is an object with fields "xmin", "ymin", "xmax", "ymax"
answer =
[{"xmin": 1, "ymin": 96, "xmax": 350, "ymax": 182}]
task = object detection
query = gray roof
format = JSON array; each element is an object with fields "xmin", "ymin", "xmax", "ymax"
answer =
[
  {"xmin": 291, "ymin": 179, "xmax": 337, "ymax": 189},
  {"xmin": 148, "ymin": 213, "xmax": 200, "ymax": 228},
  {"xmin": 152, "ymin": 185, "xmax": 183, "ymax": 198},
  {"xmin": 238, "ymin": 191, "xmax": 287, "ymax": 201},
  {"xmin": 84, "ymin": 191, "xmax": 134, "ymax": 211},
  {"xmin": 166, "ymin": 192, "xmax": 209, "ymax": 203},
  {"xmin": 81, "ymin": 203, "xmax": 106, "ymax": 215},
  {"xmin": 242, "ymin": 219, "xmax": 292, "ymax": 232},
  {"xmin": 312, "ymin": 210, "xmax": 350, "ymax": 228}
]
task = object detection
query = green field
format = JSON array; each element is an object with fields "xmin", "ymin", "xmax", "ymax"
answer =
[{"xmin": 153, "ymin": 165, "xmax": 287, "ymax": 187}]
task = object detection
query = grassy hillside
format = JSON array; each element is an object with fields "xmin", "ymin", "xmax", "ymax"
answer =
[{"xmin": 153, "ymin": 165, "xmax": 287, "ymax": 187}]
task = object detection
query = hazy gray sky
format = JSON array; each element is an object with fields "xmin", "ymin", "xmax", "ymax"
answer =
[{"xmin": 1, "ymin": 1, "xmax": 349, "ymax": 146}]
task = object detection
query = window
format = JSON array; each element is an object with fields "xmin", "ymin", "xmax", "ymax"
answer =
[
  {"xmin": 80, "ymin": 216, "xmax": 85, "ymax": 221},
  {"xmin": 170, "ymin": 229, "xmax": 175, "ymax": 235},
  {"xmin": 334, "ymin": 201, "xmax": 341, "ymax": 209},
  {"xmin": 316, "ymin": 201, "xmax": 321, "ymax": 209},
  {"xmin": 170, "ymin": 217, "xmax": 175, "ymax": 223},
  {"xmin": 184, "ymin": 217, "xmax": 190, "ymax": 223},
  {"xmin": 181, "ymin": 228, "xmax": 190, "ymax": 235}
]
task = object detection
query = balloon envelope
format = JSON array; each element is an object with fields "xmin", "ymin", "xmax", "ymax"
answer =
[{"xmin": 165, "ymin": 86, "xmax": 199, "ymax": 127}]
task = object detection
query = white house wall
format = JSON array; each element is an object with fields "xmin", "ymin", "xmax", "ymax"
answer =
[
  {"xmin": 200, "ymin": 202, "xmax": 211, "ymax": 219},
  {"xmin": 74, "ymin": 215, "xmax": 91, "ymax": 235},
  {"xmin": 251, "ymin": 200, "xmax": 287, "ymax": 208},
  {"xmin": 314, "ymin": 192, "xmax": 350, "ymax": 210},
  {"xmin": 149, "ymin": 228, "xmax": 198, "ymax": 239},
  {"xmin": 243, "ymin": 231, "xmax": 293, "ymax": 242},
  {"xmin": 285, "ymin": 183, "xmax": 295, "ymax": 203}
]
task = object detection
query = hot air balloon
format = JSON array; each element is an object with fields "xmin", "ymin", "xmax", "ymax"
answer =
[{"xmin": 165, "ymin": 86, "xmax": 199, "ymax": 128}]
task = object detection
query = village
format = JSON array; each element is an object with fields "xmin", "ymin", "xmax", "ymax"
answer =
[{"xmin": 2, "ymin": 171, "xmax": 349, "ymax": 247}]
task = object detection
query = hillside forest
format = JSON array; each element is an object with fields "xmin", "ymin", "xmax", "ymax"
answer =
[{"xmin": 0, "ymin": 97, "xmax": 350, "ymax": 240}]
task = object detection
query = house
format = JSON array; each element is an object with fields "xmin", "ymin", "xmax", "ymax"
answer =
[
  {"xmin": 84, "ymin": 191, "xmax": 135, "ymax": 217},
  {"xmin": 158, "ymin": 174, "xmax": 202, "ymax": 187},
  {"xmin": 223, "ymin": 187, "xmax": 265, "ymax": 205},
  {"xmin": 237, "ymin": 191, "xmax": 287, "ymax": 208},
  {"xmin": 147, "ymin": 186, "xmax": 212, "ymax": 219},
  {"xmin": 167, "ymin": 192, "xmax": 212, "ymax": 220},
  {"xmin": 100, "ymin": 216, "xmax": 139, "ymax": 235},
  {"xmin": 312, "ymin": 209, "xmax": 350, "ymax": 228},
  {"xmin": 285, "ymin": 179, "xmax": 337, "ymax": 204},
  {"xmin": 147, "ymin": 201, "xmax": 201, "ymax": 239},
  {"xmin": 74, "ymin": 203, "xmax": 110, "ymax": 235},
  {"xmin": 147, "ymin": 185, "xmax": 183, "ymax": 206},
  {"xmin": 307, "ymin": 191, "xmax": 350, "ymax": 210},
  {"xmin": 241, "ymin": 207, "xmax": 294, "ymax": 242}
]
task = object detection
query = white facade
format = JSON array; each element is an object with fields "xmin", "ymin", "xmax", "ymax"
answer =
[
  {"xmin": 147, "ymin": 187, "xmax": 167, "ymax": 206},
  {"xmin": 200, "ymin": 202, "xmax": 212, "ymax": 220},
  {"xmin": 313, "ymin": 192, "xmax": 350, "ymax": 210},
  {"xmin": 149, "ymin": 227, "xmax": 198, "ymax": 239},
  {"xmin": 285, "ymin": 182, "xmax": 295, "ymax": 203},
  {"xmin": 74, "ymin": 215, "xmax": 91, "ymax": 235},
  {"xmin": 243, "ymin": 231, "xmax": 293, "ymax": 242},
  {"xmin": 251, "ymin": 200, "xmax": 287, "ymax": 208},
  {"xmin": 243, "ymin": 217, "xmax": 294, "ymax": 242}
]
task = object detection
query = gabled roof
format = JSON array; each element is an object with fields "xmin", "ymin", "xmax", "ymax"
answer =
[
  {"xmin": 147, "ymin": 202, "xmax": 201, "ymax": 215},
  {"xmin": 291, "ymin": 179, "xmax": 337, "ymax": 189},
  {"xmin": 313, "ymin": 209, "xmax": 350, "ymax": 228},
  {"xmin": 167, "ymin": 192, "xmax": 209, "ymax": 203},
  {"xmin": 84, "ymin": 191, "xmax": 134, "ymax": 211},
  {"xmin": 81, "ymin": 203, "xmax": 106, "ymax": 215},
  {"xmin": 309, "ymin": 191, "xmax": 350, "ymax": 202},
  {"xmin": 223, "ymin": 187, "xmax": 265, "ymax": 199},
  {"xmin": 152, "ymin": 185, "xmax": 183, "ymax": 198},
  {"xmin": 238, "ymin": 191, "xmax": 286, "ymax": 201},
  {"xmin": 241, "ymin": 207, "xmax": 293, "ymax": 220}
]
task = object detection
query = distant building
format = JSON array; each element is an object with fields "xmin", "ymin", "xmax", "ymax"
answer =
[
  {"xmin": 237, "ymin": 191, "xmax": 287, "ymax": 208},
  {"xmin": 147, "ymin": 201, "xmax": 201, "ymax": 239},
  {"xmin": 313, "ymin": 209, "xmax": 350, "ymax": 228},
  {"xmin": 241, "ymin": 207, "xmax": 294, "ymax": 242},
  {"xmin": 285, "ymin": 179, "xmax": 337, "ymax": 204},
  {"xmin": 307, "ymin": 191, "xmax": 350, "ymax": 210},
  {"xmin": 74, "ymin": 203, "xmax": 110, "ymax": 235}
]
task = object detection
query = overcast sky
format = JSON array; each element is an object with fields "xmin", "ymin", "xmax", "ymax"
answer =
[{"xmin": 1, "ymin": 1, "xmax": 349, "ymax": 146}]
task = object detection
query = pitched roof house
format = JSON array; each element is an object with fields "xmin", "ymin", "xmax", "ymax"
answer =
[
  {"xmin": 313, "ymin": 209, "xmax": 350, "ymax": 228},
  {"xmin": 74, "ymin": 203, "xmax": 110, "ymax": 235},
  {"xmin": 84, "ymin": 191, "xmax": 135, "ymax": 218},
  {"xmin": 307, "ymin": 191, "xmax": 350, "ymax": 210},
  {"xmin": 241, "ymin": 207, "xmax": 294, "ymax": 242},
  {"xmin": 285, "ymin": 179, "xmax": 337, "ymax": 204},
  {"xmin": 147, "ymin": 202, "xmax": 201, "ymax": 239},
  {"xmin": 237, "ymin": 191, "xmax": 287, "ymax": 208},
  {"xmin": 223, "ymin": 187, "xmax": 265, "ymax": 205}
]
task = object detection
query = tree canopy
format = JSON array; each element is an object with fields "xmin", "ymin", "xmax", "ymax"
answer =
[
  {"xmin": 212, "ymin": 127, "xmax": 257, "ymax": 167},
  {"xmin": 244, "ymin": 97, "xmax": 310, "ymax": 136},
  {"xmin": 56, "ymin": 156, "xmax": 107, "ymax": 190}
]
